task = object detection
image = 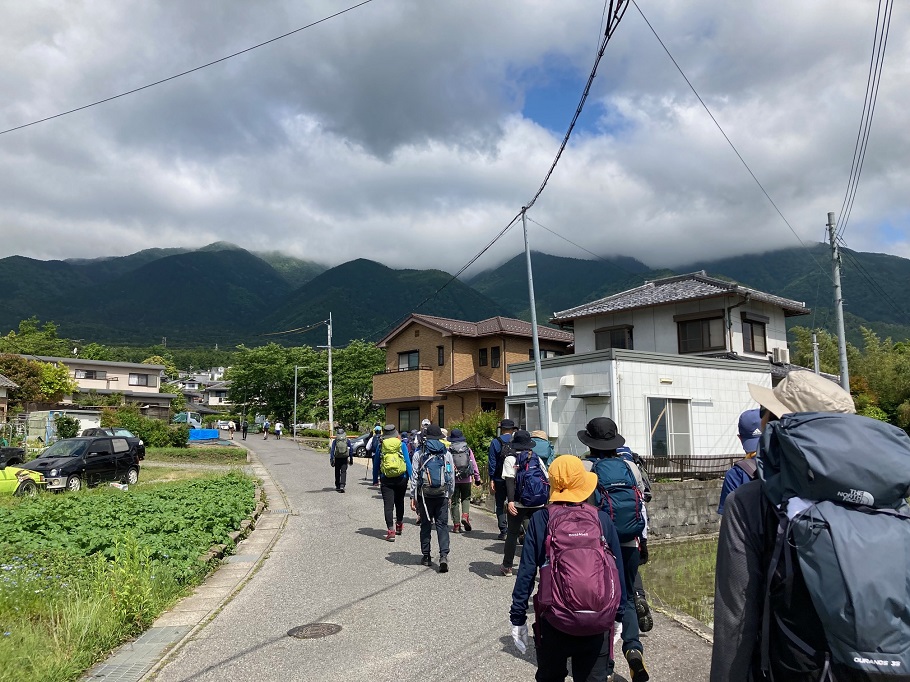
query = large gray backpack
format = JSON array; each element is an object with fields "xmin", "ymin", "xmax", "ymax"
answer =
[{"xmin": 758, "ymin": 412, "xmax": 910, "ymax": 680}]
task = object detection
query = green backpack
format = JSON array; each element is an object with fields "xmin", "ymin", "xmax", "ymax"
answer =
[{"xmin": 380, "ymin": 437, "xmax": 407, "ymax": 477}]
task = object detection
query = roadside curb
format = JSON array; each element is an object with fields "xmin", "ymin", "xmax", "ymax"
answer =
[{"xmin": 81, "ymin": 446, "xmax": 290, "ymax": 682}]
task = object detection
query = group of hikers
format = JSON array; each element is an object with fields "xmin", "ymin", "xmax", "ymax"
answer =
[{"xmin": 325, "ymin": 369, "xmax": 910, "ymax": 682}]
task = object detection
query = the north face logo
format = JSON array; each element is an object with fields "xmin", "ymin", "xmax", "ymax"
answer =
[{"xmin": 836, "ymin": 489, "xmax": 875, "ymax": 506}]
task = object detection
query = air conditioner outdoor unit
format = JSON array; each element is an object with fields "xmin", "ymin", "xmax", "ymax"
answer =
[{"xmin": 772, "ymin": 347, "xmax": 790, "ymax": 364}]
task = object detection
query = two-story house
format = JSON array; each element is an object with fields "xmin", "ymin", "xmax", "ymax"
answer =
[
  {"xmin": 506, "ymin": 272, "xmax": 810, "ymax": 458},
  {"xmin": 0, "ymin": 373, "xmax": 17, "ymax": 421},
  {"xmin": 373, "ymin": 314, "xmax": 574, "ymax": 431}
]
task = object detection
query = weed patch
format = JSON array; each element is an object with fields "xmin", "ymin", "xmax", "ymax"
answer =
[{"xmin": 145, "ymin": 446, "xmax": 248, "ymax": 466}]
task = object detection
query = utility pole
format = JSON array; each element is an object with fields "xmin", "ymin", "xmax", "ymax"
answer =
[
  {"xmin": 327, "ymin": 313, "xmax": 334, "ymax": 433},
  {"xmin": 522, "ymin": 208, "xmax": 547, "ymax": 431},
  {"xmin": 293, "ymin": 365, "xmax": 298, "ymax": 439},
  {"xmin": 828, "ymin": 211, "xmax": 850, "ymax": 392},
  {"xmin": 812, "ymin": 332, "xmax": 820, "ymax": 375}
]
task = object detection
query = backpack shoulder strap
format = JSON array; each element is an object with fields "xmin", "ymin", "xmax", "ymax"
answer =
[{"xmin": 734, "ymin": 457, "xmax": 758, "ymax": 480}]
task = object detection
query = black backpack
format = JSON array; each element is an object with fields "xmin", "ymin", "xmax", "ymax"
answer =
[{"xmin": 758, "ymin": 412, "xmax": 910, "ymax": 680}]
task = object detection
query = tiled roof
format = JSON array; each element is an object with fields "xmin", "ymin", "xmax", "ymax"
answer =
[
  {"xmin": 551, "ymin": 271, "xmax": 810, "ymax": 322},
  {"xmin": 0, "ymin": 373, "xmax": 17, "ymax": 389},
  {"xmin": 438, "ymin": 373, "xmax": 508, "ymax": 393},
  {"xmin": 386, "ymin": 314, "xmax": 573, "ymax": 344}
]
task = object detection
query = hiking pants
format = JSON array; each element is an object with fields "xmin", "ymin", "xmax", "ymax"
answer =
[
  {"xmin": 535, "ymin": 616, "xmax": 609, "ymax": 682},
  {"xmin": 619, "ymin": 545, "xmax": 643, "ymax": 656},
  {"xmin": 380, "ymin": 475, "xmax": 408, "ymax": 529},
  {"xmin": 451, "ymin": 482, "xmax": 473, "ymax": 522},
  {"xmin": 502, "ymin": 506, "xmax": 543, "ymax": 569},
  {"xmin": 418, "ymin": 494, "xmax": 450, "ymax": 560},
  {"xmin": 493, "ymin": 480, "xmax": 508, "ymax": 534},
  {"xmin": 371, "ymin": 450, "xmax": 380, "ymax": 485},
  {"xmin": 334, "ymin": 459, "xmax": 349, "ymax": 490}
]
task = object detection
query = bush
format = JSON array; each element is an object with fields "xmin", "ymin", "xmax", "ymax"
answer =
[
  {"xmin": 54, "ymin": 413, "xmax": 81, "ymax": 439},
  {"xmin": 450, "ymin": 410, "xmax": 500, "ymax": 480},
  {"xmin": 296, "ymin": 428, "xmax": 330, "ymax": 438},
  {"xmin": 100, "ymin": 405, "xmax": 189, "ymax": 448},
  {"xmin": 858, "ymin": 405, "xmax": 890, "ymax": 422}
]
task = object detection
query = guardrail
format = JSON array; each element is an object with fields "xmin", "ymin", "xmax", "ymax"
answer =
[{"xmin": 638, "ymin": 454, "xmax": 742, "ymax": 481}]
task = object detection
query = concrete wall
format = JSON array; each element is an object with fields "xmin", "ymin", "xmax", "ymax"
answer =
[{"xmin": 648, "ymin": 479, "xmax": 723, "ymax": 539}]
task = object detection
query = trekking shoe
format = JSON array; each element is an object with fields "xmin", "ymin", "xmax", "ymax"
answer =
[
  {"xmin": 500, "ymin": 565, "xmax": 513, "ymax": 577},
  {"xmin": 452, "ymin": 524, "xmax": 461, "ymax": 533},
  {"xmin": 384, "ymin": 529, "xmax": 396, "ymax": 542},
  {"xmin": 395, "ymin": 523, "xmax": 403, "ymax": 534},
  {"xmin": 635, "ymin": 593, "xmax": 653, "ymax": 632},
  {"xmin": 420, "ymin": 555, "xmax": 432, "ymax": 567},
  {"xmin": 439, "ymin": 560, "xmax": 449, "ymax": 574},
  {"xmin": 339, "ymin": 487, "xmax": 346, "ymax": 493},
  {"xmin": 497, "ymin": 531, "xmax": 508, "ymax": 541},
  {"xmin": 461, "ymin": 514, "xmax": 472, "ymax": 532},
  {"xmin": 625, "ymin": 650, "xmax": 649, "ymax": 682}
]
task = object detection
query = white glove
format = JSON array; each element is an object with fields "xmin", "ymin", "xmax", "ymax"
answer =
[
  {"xmin": 511, "ymin": 623, "xmax": 528, "ymax": 654},
  {"xmin": 613, "ymin": 622, "xmax": 623, "ymax": 649}
]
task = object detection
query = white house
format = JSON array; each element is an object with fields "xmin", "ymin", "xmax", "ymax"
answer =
[{"xmin": 506, "ymin": 272, "xmax": 810, "ymax": 461}]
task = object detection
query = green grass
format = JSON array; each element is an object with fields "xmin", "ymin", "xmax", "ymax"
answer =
[
  {"xmin": 145, "ymin": 446, "xmax": 248, "ymax": 465},
  {"xmin": 138, "ymin": 465, "xmax": 212, "ymax": 484},
  {"xmin": 639, "ymin": 536, "xmax": 717, "ymax": 626}
]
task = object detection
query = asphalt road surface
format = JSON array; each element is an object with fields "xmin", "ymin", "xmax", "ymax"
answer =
[{"xmin": 149, "ymin": 437, "xmax": 711, "ymax": 682}]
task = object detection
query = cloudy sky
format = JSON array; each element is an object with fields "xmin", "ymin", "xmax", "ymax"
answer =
[{"xmin": 1, "ymin": 0, "xmax": 908, "ymax": 274}]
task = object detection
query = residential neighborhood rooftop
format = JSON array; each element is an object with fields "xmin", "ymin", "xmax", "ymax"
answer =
[
  {"xmin": 378, "ymin": 313, "xmax": 574, "ymax": 347},
  {"xmin": 439, "ymin": 373, "xmax": 507, "ymax": 394},
  {"xmin": 21, "ymin": 355, "xmax": 167, "ymax": 371},
  {"xmin": 0, "ymin": 373, "xmax": 18, "ymax": 389},
  {"xmin": 551, "ymin": 271, "xmax": 811, "ymax": 322}
]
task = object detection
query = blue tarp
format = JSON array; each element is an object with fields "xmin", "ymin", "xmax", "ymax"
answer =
[{"xmin": 188, "ymin": 429, "xmax": 220, "ymax": 441}]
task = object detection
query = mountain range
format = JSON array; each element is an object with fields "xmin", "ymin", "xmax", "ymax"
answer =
[{"xmin": 1, "ymin": 242, "xmax": 907, "ymax": 348}]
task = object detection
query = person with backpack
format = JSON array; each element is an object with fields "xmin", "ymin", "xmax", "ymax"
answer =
[
  {"xmin": 409, "ymin": 424, "xmax": 455, "ymax": 572},
  {"xmin": 530, "ymin": 430, "xmax": 555, "ymax": 467},
  {"xmin": 710, "ymin": 371, "xmax": 910, "ymax": 682},
  {"xmin": 377, "ymin": 424, "xmax": 412, "ymax": 541},
  {"xmin": 449, "ymin": 428, "xmax": 481, "ymax": 533},
  {"xmin": 716, "ymin": 408, "xmax": 761, "ymax": 515},
  {"xmin": 274, "ymin": 421, "xmax": 284, "ymax": 440},
  {"xmin": 509, "ymin": 454, "xmax": 626, "ymax": 682},
  {"xmin": 366, "ymin": 424, "xmax": 382, "ymax": 487},
  {"xmin": 489, "ymin": 418, "xmax": 517, "ymax": 540},
  {"xmin": 616, "ymin": 445, "xmax": 654, "ymax": 635},
  {"xmin": 581, "ymin": 417, "xmax": 650, "ymax": 681},
  {"xmin": 329, "ymin": 428, "xmax": 354, "ymax": 493},
  {"xmin": 500, "ymin": 430, "xmax": 550, "ymax": 576},
  {"xmin": 262, "ymin": 419, "xmax": 270, "ymax": 440}
]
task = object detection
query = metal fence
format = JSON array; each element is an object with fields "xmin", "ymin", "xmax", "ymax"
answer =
[{"xmin": 638, "ymin": 453, "xmax": 742, "ymax": 481}]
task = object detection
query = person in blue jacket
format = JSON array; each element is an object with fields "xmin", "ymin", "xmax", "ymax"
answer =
[
  {"xmin": 488, "ymin": 418, "xmax": 516, "ymax": 540},
  {"xmin": 716, "ymin": 408, "xmax": 761, "ymax": 515}
]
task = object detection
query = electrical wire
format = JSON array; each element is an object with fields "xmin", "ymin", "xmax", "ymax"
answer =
[
  {"xmin": 261, "ymin": 319, "xmax": 329, "ymax": 337},
  {"xmin": 835, "ymin": 0, "xmax": 893, "ymax": 240},
  {"xmin": 836, "ymin": 237, "xmax": 910, "ymax": 325},
  {"xmin": 630, "ymin": 0, "xmax": 833, "ymax": 285},
  {"xmin": 0, "ymin": 0, "xmax": 376, "ymax": 137}
]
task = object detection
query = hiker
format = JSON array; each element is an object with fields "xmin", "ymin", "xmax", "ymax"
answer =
[
  {"xmin": 366, "ymin": 424, "xmax": 382, "ymax": 487},
  {"xmin": 409, "ymin": 424, "xmax": 455, "ymax": 573},
  {"xmin": 530, "ymin": 429, "xmax": 555, "ymax": 467},
  {"xmin": 448, "ymin": 428, "xmax": 482, "ymax": 533},
  {"xmin": 241, "ymin": 421, "xmax": 248, "ymax": 440},
  {"xmin": 581, "ymin": 418, "xmax": 650, "ymax": 681},
  {"xmin": 330, "ymin": 429, "xmax": 354, "ymax": 493},
  {"xmin": 274, "ymin": 421, "xmax": 284, "ymax": 440},
  {"xmin": 262, "ymin": 419, "xmax": 270, "ymax": 440},
  {"xmin": 378, "ymin": 424, "xmax": 412, "ymax": 541},
  {"xmin": 228, "ymin": 420, "xmax": 236, "ymax": 440},
  {"xmin": 489, "ymin": 418, "xmax": 517, "ymax": 540},
  {"xmin": 500, "ymin": 430, "xmax": 550, "ymax": 576},
  {"xmin": 616, "ymin": 445, "xmax": 654, "ymax": 634},
  {"xmin": 716, "ymin": 408, "xmax": 761, "ymax": 515},
  {"xmin": 709, "ymin": 371, "xmax": 910, "ymax": 681},
  {"xmin": 509, "ymin": 455, "xmax": 626, "ymax": 682}
]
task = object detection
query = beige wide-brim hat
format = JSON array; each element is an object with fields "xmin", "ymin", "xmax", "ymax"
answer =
[
  {"xmin": 549, "ymin": 455, "xmax": 598, "ymax": 504},
  {"xmin": 747, "ymin": 370, "xmax": 855, "ymax": 417}
]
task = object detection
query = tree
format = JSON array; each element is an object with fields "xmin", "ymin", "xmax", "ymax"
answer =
[
  {"xmin": 331, "ymin": 340, "xmax": 385, "ymax": 430},
  {"xmin": 142, "ymin": 355, "xmax": 179, "ymax": 381},
  {"xmin": 79, "ymin": 343, "xmax": 112, "ymax": 360},
  {"xmin": 0, "ymin": 317, "xmax": 73, "ymax": 356},
  {"xmin": 0, "ymin": 354, "xmax": 44, "ymax": 407},
  {"xmin": 39, "ymin": 362, "xmax": 79, "ymax": 402}
]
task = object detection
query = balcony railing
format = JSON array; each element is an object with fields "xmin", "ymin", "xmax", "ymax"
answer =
[{"xmin": 638, "ymin": 454, "xmax": 743, "ymax": 481}]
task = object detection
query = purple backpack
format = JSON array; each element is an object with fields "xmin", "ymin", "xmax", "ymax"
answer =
[{"xmin": 533, "ymin": 503, "xmax": 622, "ymax": 637}]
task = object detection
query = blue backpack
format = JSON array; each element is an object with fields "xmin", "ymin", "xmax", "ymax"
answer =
[
  {"xmin": 592, "ymin": 457, "xmax": 645, "ymax": 543},
  {"xmin": 417, "ymin": 445, "xmax": 451, "ymax": 497},
  {"xmin": 515, "ymin": 450, "xmax": 550, "ymax": 507}
]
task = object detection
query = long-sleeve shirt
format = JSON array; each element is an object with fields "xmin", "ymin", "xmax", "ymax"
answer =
[
  {"xmin": 488, "ymin": 433, "xmax": 513, "ymax": 481},
  {"xmin": 510, "ymin": 504, "xmax": 626, "ymax": 627},
  {"xmin": 409, "ymin": 440, "xmax": 455, "ymax": 499},
  {"xmin": 329, "ymin": 439, "xmax": 353, "ymax": 464},
  {"xmin": 452, "ymin": 445, "xmax": 481, "ymax": 484},
  {"xmin": 716, "ymin": 457, "xmax": 756, "ymax": 515}
]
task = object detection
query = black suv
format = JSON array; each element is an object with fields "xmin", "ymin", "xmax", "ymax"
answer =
[
  {"xmin": 21, "ymin": 436, "xmax": 141, "ymax": 492},
  {"xmin": 0, "ymin": 446, "xmax": 26, "ymax": 467},
  {"xmin": 81, "ymin": 427, "xmax": 146, "ymax": 460}
]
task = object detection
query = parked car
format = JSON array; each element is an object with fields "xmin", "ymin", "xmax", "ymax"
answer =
[
  {"xmin": 81, "ymin": 427, "xmax": 146, "ymax": 460},
  {"xmin": 349, "ymin": 433, "xmax": 374, "ymax": 458},
  {"xmin": 292, "ymin": 423, "xmax": 316, "ymax": 431},
  {"xmin": 216, "ymin": 420, "xmax": 231, "ymax": 430},
  {"xmin": 21, "ymin": 436, "xmax": 141, "ymax": 492},
  {"xmin": 173, "ymin": 412, "xmax": 202, "ymax": 429},
  {"xmin": 0, "ymin": 462, "xmax": 44, "ymax": 497},
  {"xmin": 0, "ymin": 446, "xmax": 26, "ymax": 467}
]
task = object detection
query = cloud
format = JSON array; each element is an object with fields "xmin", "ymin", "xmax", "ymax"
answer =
[{"xmin": 0, "ymin": 0, "xmax": 907, "ymax": 274}]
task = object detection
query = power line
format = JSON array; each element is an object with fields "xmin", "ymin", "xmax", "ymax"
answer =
[
  {"xmin": 836, "ymin": 237, "xmax": 910, "ymax": 326},
  {"xmin": 835, "ymin": 0, "xmax": 893, "ymax": 239},
  {"xmin": 0, "ymin": 0, "xmax": 376, "ymax": 137},
  {"xmin": 262, "ymin": 318, "xmax": 329, "ymax": 337},
  {"xmin": 630, "ymin": 0, "xmax": 833, "ymax": 285}
]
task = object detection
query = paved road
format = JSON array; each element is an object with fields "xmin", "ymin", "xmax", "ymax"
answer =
[{"xmin": 149, "ymin": 438, "xmax": 711, "ymax": 681}]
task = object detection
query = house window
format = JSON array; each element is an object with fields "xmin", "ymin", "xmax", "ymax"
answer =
[
  {"xmin": 648, "ymin": 397, "xmax": 691, "ymax": 460},
  {"xmin": 481, "ymin": 400, "xmax": 498, "ymax": 413},
  {"xmin": 741, "ymin": 313, "xmax": 769, "ymax": 354},
  {"xmin": 438, "ymin": 406, "xmax": 445, "ymax": 428},
  {"xmin": 129, "ymin": 373, "xmax": 151, "ymax": 387},
  {"xmin": 676, "ymin": 315, "xmax": 725, "ymax": 353},
  {"xmin": 74, "ymin": 369, "xmax": 107, "ymax": 380},
  {"xmin": 437, "ymin": 346, "xmax": 444, "ymax": 366},
  {"xmin": 398, "ymin": 350, "xmax": 419, "ymax": 370},
  {"xmin": 399, "ymin": 408, "xmax": 420, "ymax": 432},
  {"xmin": 530, "ymin": 349, "xmax": 565, "ymax": 360},
  {"xmin": 491, "ymin": 346, "xmax": 501, "ymax": 368},
  {"xmin": 479, "ymin": 348, "xmax": 488, "ymax": 366},
  {"xmin": 595, "ymin": 326, "xmax": 633, "ymax": 351}
]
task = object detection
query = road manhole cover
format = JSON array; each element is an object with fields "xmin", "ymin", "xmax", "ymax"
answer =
[{"xmin": 288, "ymin": 623, "xmax": 342, "ymax": 639}]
